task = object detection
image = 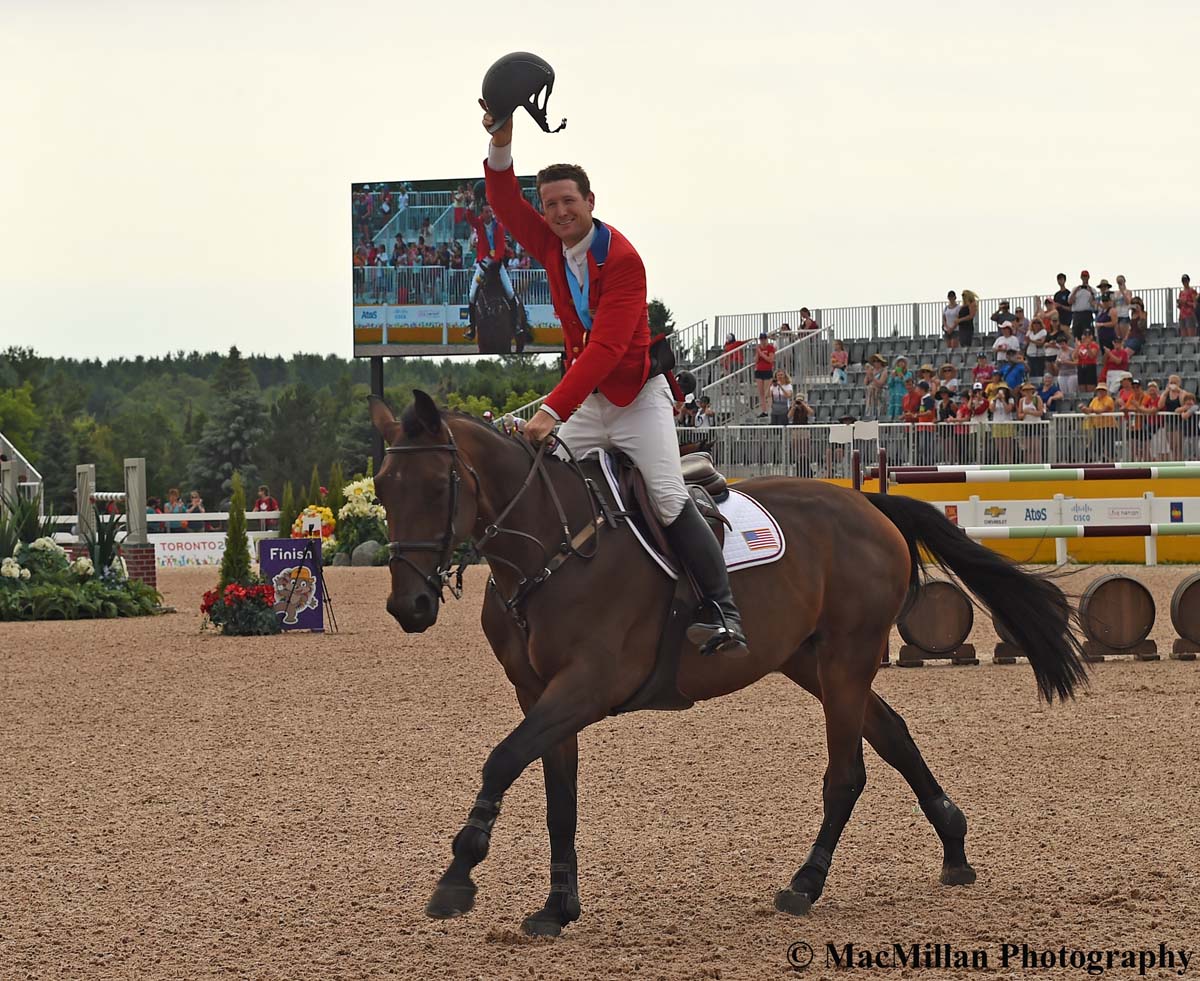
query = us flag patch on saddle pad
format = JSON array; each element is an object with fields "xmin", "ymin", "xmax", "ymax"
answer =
[{"xmin": 742, "ymin": 527, "xmax": 779, "ymax": 551}]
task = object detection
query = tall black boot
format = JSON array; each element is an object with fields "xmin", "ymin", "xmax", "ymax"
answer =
[
  {"xmin": 464, "ymin": 302, "xmax": 477, "ymax": 341},
  {"xmin": 663, "ymin": 499, "xmax": 749, "ymax": 658}
]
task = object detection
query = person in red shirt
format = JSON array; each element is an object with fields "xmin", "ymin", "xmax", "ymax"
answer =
[
  {"xmin": 900, "ymin": 377, "xmax": 922, "ymax": 421},
  {"xmin": 721, "ymin": 332, "xmax": 745, "ymax": 374},
  {"xmin": 754, "ymin": 332, "xmax": 777, "ymax": 416},
  {"xmin": 463, "ymin": 204, "xmax": 520, "ymax": 341},
  {"xmin": 480, "ymin": 99, "xmax": 746, "ymax": 657},
  {"xmin": 1178, "ymin": 274, "xmax": 1198, "ymax": 337},
  {"xmin": 254, "ymin": 484, "xmax": 281, "ymax": 533},
  {"xmin": 1074, "ymin": 329, "xmax": 1101, "ymax": 390},
  {"xmin": 971, "ymin": 354, "xmax": 994, "ymax": 386},
  {"xmin": 1099, "ymin": 335, "xmax": 1131, "ymax": 386}
]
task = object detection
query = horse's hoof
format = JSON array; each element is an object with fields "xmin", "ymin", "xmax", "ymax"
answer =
[
  {"xmin": 774, "ymin": 888, "xmax": 814, "ymax": 916},
  {"xmin": 425, "ymin": 881, "xmax": 477, "ymax": 919},
  {"xmin": 940, "ymin": 863, "xmax": 977, "ymax": 886},
  {"xmin": 521, "ymin": 913, "xmax": 566, "ymax": 937}
]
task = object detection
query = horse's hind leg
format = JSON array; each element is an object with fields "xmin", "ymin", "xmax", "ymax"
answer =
[
  {"xmin": 775, "ymin": 633, "xmax": 875, "ymax": 917},
  {"xmin": 781, "ymin": 651, "xmax": 976, "ymax": 889}
]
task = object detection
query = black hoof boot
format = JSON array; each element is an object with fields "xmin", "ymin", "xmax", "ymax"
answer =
[
  {"xmin": 426, "ymin": 879, "xmax": 477, "ymax": 919},
  {"xmin": 774, "ymin": 888, "xmax": 815, "ymax": 916},
  {"xmin": 940, "ymin": 862, "xmax": 977, "ymax": 886},
  {"xmin": 520, "ymin": 896, "xmax": 581, "ymax": 937},
  {"xmin": 521, "ymin": 862, "xmax": 581, "ymax": 937},
  {"xmin": 776, "ymin": 847, "xmax": 829, "ymax": 916}
]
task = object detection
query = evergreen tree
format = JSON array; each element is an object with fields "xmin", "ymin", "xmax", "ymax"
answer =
[
  {"xmin": 36, "ymin": 413, "xmax": 75, "ymax": 514},
  {"xmin": 305, "ymin": 465, "xmax": 323, "ymax": 509},
  {"xmin": 218, "ymin": 471, "xmax": 251, "ymax": 589},
  {"xmin": 326, "ymin": 462, "xmax": 345, "ymax": 519},
  {"xmin": 187, "ymin": 389, "xmax": 266, "ymax": 508},
  {"xmin": 278, "ymin": 481, "xmax": 297, "ymax": 538},
  {"xmin": 647, "ymin": 298, "xmax": 675, "ymax": 335}
]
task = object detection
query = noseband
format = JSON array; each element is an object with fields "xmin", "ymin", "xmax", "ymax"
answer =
[{"xmin": 384, "ymin": 429, "xmax": 479, "ymax": 601}]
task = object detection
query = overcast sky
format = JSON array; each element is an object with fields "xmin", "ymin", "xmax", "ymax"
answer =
[{"xmin": 2, "ymin": 0, "xmax": 1196, "ymax": 361}]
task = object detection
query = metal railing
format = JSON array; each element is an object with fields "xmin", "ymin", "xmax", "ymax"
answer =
[
  {"xmin": 698, "ymin": 331, "xmax": 832, "ymax": 424},
  {"xmin": 673, "ymin": 413, "xmax": 1200, "ymax": 475}
]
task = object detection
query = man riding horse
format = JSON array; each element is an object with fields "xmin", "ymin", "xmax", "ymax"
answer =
[
  {"xmin": 479, "ymin": 90, "xmax": 747, "ymax": 657},
  {"xmin": 462, "ymin": 204, "xmax": 528, "ymax": 343}
]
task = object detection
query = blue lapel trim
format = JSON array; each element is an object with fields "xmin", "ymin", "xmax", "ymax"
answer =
[{"xmin": 588, "ymin": 220, "xmax": 610, "ymax": 266}]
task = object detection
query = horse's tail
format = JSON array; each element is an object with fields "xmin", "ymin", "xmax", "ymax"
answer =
[{"xmin": 866, "ymin": 493, "xmax": 1087, "ymax": 703}]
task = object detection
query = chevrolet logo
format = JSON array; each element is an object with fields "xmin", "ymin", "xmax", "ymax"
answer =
[{"xmin": 984, "ymin": 506, "xmax": 1007, "ymax": 518}]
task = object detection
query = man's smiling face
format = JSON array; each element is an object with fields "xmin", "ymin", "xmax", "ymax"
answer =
[{"xmin": 539, "ymin": 179, "xmax": 595, "ymax": 247}]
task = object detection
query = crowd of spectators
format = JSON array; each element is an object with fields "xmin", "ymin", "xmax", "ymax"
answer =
[
  {"xmin": 703, "ymin": 272, "xmax": 1199, "ymax": 440},
  {"xmin": 352, "ymin": 182, "xmax": 545, "ymax": 305},
  {"xmin": 141, "ymin": 484, "xmax": 282, "ymax": 533}
]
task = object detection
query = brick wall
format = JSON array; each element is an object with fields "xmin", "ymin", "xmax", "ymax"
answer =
[{"xmin": 67, "ymin": 542, "xmax": 158, "ymax": 591}]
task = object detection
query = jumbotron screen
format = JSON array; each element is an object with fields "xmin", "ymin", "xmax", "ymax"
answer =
[{"xmin": 351, "ymin": 176, "xmax": 564, "ymax": 356}]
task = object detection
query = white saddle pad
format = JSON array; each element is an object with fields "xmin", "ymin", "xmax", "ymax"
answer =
[{"xmin": 592, "ymin": 452, "xmax": 786, "ymax": 579}]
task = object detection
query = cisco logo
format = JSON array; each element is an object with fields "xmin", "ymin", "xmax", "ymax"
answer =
[{"xmin": 1024, "ymin": 508, "xmax": 1048, "ymax": 522}]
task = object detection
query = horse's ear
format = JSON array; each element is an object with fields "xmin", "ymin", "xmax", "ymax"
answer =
[
  {"xmin": 412, "ymin": 389, "xmax": 443, "ymax": 435},
  {"xmin": 368, "ymin": 395, "xmax": 397, "ymax": 437}
]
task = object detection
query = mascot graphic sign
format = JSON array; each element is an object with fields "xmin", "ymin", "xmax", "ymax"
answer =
[{"xmin": 259, "ymin": 539, "xmax": 325, "ymax": 632}]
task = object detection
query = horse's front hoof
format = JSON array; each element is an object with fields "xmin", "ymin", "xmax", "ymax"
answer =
[
  {"xmin": 940, "ymin": 863, "xmax": 977, "ymax": 886},
  {"xmin": 774, "ymin": 888, "xmax": 815, "ymax": 916},
  {"xmin": 425, "ymin": 880, "xmax": 477, "ymax": 919}
]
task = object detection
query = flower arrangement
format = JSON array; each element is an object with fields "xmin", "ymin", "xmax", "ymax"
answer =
[
  {"xmin": 330, "ymin": 478, "xmax": 387, "ymax": 558},
  {"xmin": 201, "ymin": 582, "xmax": 281, "ymax": 636},
  {"xmin": 0, "ymin": 543, "xmax": 159, "ymax": 621},
  {"xmin": 291, "ymin": 505, "xmax": 335, "ymax": 539}
]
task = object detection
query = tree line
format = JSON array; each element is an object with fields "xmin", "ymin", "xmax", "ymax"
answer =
[{"xmin": 0, "ymin": 347, "xmax": 558, "ymax": 513}]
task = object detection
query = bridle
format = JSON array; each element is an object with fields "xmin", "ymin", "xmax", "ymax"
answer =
[
  {"xmin": 383, "ymin": 422, "xmax": 605, "ymax": 621},
  {"xmin": 384, "ymin": 428, "xmax": 480, "ymax": 601}
]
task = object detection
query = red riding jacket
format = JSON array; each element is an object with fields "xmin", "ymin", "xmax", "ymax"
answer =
[
  {"xmin": 484, "ymin": 159, "xmax": 650, "ymax": 422},
  {"xmin": 465, "ymin": 212, "xmax": 508, "ymax": 265}
]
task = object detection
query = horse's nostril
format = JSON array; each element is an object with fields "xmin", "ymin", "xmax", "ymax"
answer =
[{"xmin": 414, "ymin": 593, "xmax": 434, "ymax": 618}]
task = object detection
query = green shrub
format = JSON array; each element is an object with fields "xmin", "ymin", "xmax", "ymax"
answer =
[
  {"xmin": 219, "ymin": 472, "xmax": 251, "ymax": 589},
  {"xmin": 278, "ymin": 481, "xmax": 297, "ymax": 539}
]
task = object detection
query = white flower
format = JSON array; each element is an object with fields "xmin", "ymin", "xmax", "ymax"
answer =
[
  {"xmin": 72, "ymin": 556, "xmax": 95, "ymax": 577},
  {"xmin": 19, "ymin": 568, "xmax": 30, "ymax": 580},
  {"xmin": 108, "ymin": 556, "xmax": 128, "ymax": 579},
  {"xmin": 0, "ymin": 558, "xmax": 19, "ymax": 580}
]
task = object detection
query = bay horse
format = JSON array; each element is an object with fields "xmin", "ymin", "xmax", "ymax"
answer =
[
  {"xmin": 472, "ymin": 262, "xmax": 529, "ymax": 355},
  {"xmin": 370, "ymin": 392, "xmax": 1086, "ymax": 937}
]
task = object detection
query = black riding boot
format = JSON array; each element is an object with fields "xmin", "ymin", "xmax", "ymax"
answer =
[
  {"xmin": 464, "ymin": 303, "xmax": 477, "ymax": 341},
  {"xmin": 516, "ymin": 301, "xmax": 533, "ymax": 342},
  {"xmin": 664, "ymin": 499, "xmax": 749, "ymax": 658}
]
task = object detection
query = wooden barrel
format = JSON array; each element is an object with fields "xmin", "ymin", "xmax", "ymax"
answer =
[
  {"xmin": 1079, "ymin": 575, "xmax": 1156, "ymax": 650},
  {"xmin": 898, "ymin": 581, "xmax": 974, "ymax": 654},
  {"xmin": 1170, "ymin": 573, "xmax": 1200, "ymax": 645}
]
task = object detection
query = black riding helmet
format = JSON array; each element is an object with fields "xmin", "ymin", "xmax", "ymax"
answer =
[{"xmin": 482, "ymin": 52, "xmax": 567, "ymax": 134}]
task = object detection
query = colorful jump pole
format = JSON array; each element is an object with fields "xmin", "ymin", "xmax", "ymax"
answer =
[{"xmin": 891, "ymin": 466, "xmax": 1200, "ymax": 485}]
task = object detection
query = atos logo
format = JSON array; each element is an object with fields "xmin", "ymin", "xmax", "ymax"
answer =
[
  {"xmin": 1024, "ymin": 508, "xmax": 1048, "ymax": 521},
  {"xmin": 359, "ymin": 309, "xmax": 381, "ymax": 321}
]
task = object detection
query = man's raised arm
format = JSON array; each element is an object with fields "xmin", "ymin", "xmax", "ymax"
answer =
[{"xmin": 480, "ymin": 99, "xmax": 557, "ymax": 265}]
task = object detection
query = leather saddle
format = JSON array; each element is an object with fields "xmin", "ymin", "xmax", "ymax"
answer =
[{"xmin": 606, "ymin": 451, "xmax": 730, "ymax": 562}]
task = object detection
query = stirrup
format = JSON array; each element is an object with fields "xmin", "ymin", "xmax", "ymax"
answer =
[{"xmin": 686, "ymin": 621, "xmax": 749, "ymax": 658}]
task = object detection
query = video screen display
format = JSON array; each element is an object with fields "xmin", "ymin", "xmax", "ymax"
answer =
[{"xmin": 351, "ymin": 176, "xmax": 563, "ymax": 356}]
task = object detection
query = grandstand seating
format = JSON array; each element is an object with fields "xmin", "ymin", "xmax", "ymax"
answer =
[{"xmin": 784, "ymin": 325, "xmax": 1200, "ymax": 422}]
